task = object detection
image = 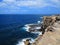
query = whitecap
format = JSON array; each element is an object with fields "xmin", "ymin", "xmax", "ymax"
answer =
[
  {"xmin": 22, "ymin": 38, "xmax": 35, "ymax": 43},
  {"xmin": 16, "ymin": 41, "xmax": 25, "ymax": 45},
  {"xmin": 37, "ymin": 21, "xmax": 41, "ymax": 24},
  {"xmin": 31, "ymin": 32, "xmax": 42, "ymax": 35},
  {"xmin": 22, "ymin": 26, "xmax": 30, "ymax": 32},
  {"xmin": 40, "ymin": 17, "xmax": 43, "ymax": 19},
  {"xmin": 16, "ymin": 38, "xmax": 35, "ymax": 45}
]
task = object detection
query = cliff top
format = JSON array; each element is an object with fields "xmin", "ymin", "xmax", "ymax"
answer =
[
  {"xmin": 24, "ymin": 15, "xmax": 60, "ymax": 45},
  {"xmin": 32, "ymin": 15, "xmax": 60, "ymax": 45},
  {"xmin": 34, "ymin": 21, "xmax": 60, "ymax": 45}
]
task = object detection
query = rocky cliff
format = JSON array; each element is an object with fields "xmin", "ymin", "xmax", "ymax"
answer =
[
  {"xmin": 34, "ymin": 15, "xmax": 60, "ymax": 45},
  {"xmin": 41, "ymin": 15, "xmax": 60, "ymax": 35},
  {"xmin": 24, "ymin": 15, "xmax": 60, "ymax": 45}
]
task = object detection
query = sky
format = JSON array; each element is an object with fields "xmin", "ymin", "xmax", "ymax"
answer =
[{"xmin": 0, "ymin": 0, "xmax": 60, "ymax": 14}]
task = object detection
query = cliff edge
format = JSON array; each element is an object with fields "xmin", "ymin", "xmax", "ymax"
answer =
[
  {"xmin": 33, "ymin": 21, "xmax": 60, "ymax": 45},
  {"xmin": 32, "ymin": 15, "xmax": 60, "ymax": 45},
  {"xmin": 24, "ymin": 15, "xmax": 60, "ymax": 45}
]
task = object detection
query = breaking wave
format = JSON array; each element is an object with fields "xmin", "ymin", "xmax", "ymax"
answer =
[{"xmin": 16, "ymin": 38, "xmax": 35, "ymax": 45}]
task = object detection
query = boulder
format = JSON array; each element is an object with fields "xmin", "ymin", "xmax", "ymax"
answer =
[{"xmin": 24, "ymin": 39, "xmax": 31, "ymax": 45}]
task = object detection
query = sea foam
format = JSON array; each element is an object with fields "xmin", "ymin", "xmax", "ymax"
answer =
[{"xmin": 16, "ymin": 38, "xmax": 35, "ymax": 45}]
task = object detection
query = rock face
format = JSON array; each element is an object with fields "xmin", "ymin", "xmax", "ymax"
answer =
[
  {"xmin": 43, "ymin": 16, "xmax": 56, "ymax": 28},
  {"xmin": 24, "ymin": 15, "xmax": 60, "ymax": 45},
  {"xmin": 56, "ymin": 16, "xmax": 60, "ymax": 21},
  {"xmin": 41, "ymin": 15, "xmax": 60, "ymax": 34},
  {"xmin": 32, "ymin": 15, "xmax": 60, "ymax": 45},
  {"xmin": 34, "ymin": 21, "xmax": 60, "ymax": 45},
  {"xmin": 24, "ymin": 39, "xmax": 31, "ymax": 45}
]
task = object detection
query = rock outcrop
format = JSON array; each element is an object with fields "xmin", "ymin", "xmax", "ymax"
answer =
[
  {"xmin": 34, "ymin": 15, "xmax": 60, "ymax": 45},
  {"xmin": 41, "ymin": 15, "xmax": 60, "ymax": 35},
  {"xmin": 33, "ymin": 21, "xmax": 60, "ymax": 45},
  {"xmin": 24, "ymin": 39, "xmax": 31, "ymax": 45},
  {"xmin": 24, "ymin": 15, "xmax": 60, "ymax": 45}
]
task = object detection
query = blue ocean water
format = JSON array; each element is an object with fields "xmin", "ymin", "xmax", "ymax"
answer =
[{"xmin": 0, "ymin": 15, "xmax": 51, "ymax": 45}]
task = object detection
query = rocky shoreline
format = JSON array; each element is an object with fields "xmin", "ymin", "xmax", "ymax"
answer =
[{"xmin": 24, "ymin": 14, "xmax": 60, "ymax": 45}]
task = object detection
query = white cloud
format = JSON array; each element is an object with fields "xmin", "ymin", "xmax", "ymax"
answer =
[
  {"xmin": 15, "ymin": 0, "xmax": 48, "ymax": 8},
  {"xmin": 2, "ymin": 0, "xmax": 47, "ymax": 8},
  {"xmin": 49, "ymin": 0, "xmax": 60, "ymax": 8},
  {"xmin": 3, "ymin": 0, "xmax": 15, "ymax": 2},
  {"xmin": 0, "ymin": 0, "xmax": 60, "ymax": 9},
  {"xmin": 50, "ymin": 0, "xmax": 60, "ymax": 3}
]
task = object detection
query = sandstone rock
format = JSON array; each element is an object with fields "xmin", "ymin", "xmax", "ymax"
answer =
[
  {"xmin": 29, "ymin": 15, "xmax": 60, "ymax": 45},
  {"xmin": 24, "ymin": 39, "xmax": 31, "ymax": 45}
]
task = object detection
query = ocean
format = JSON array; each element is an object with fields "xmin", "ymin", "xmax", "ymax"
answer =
[{"xmin": 0, "ymin": 14, "xmax": 51, "ymax": 45}]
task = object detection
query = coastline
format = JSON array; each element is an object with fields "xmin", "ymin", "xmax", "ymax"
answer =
[
  {"xmin": 24, "ymin": 15, "xmax": 60, "ymax": 45},
  {"xmin": 32, "ymin": 15, "xmax": 60, "ymax": 45}
]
